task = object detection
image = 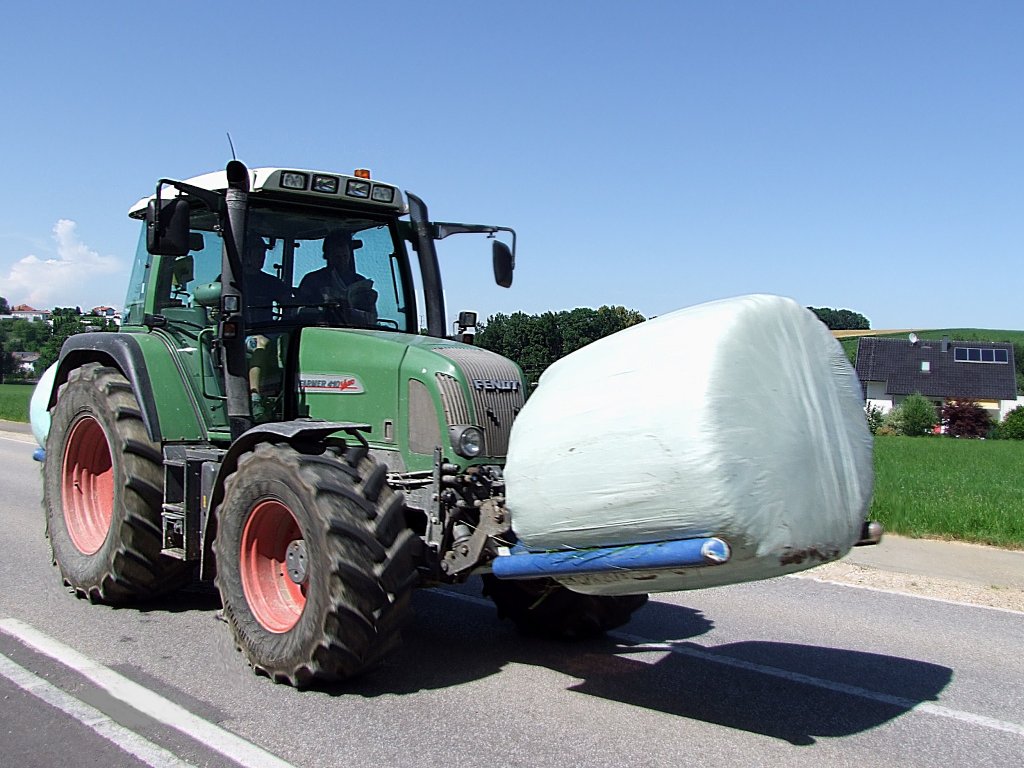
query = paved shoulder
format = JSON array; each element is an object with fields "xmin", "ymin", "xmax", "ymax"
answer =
[
  {"xmin": 0, "ymin": 420, "xmax": 33, "ymax": 436},
  {"xmin": 799, "ymin": 535, "xmax": 1024, "ymax": 612}
]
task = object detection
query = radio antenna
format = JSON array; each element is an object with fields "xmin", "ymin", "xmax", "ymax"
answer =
[{"xmin": 226, "ymin": 132, "xmax": 237, "ymax": 161}]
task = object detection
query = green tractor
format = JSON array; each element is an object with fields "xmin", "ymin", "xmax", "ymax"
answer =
[{"xmin": 40, "ymin": 161, "xmax": 645, "ymax": 686}]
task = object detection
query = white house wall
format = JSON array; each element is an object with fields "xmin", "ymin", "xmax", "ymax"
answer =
[
  {"xmin": 867, "ymin": 398, "xmax": 893, "ymax": 414},
  {"xmin": 1001, "ymin": 397, "xmax": 1024, "ymax": 420}
]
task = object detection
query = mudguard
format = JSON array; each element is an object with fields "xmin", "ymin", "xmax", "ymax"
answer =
[{"xmin": 49, "ymin": 332, "xmax": 207, "ymax": 443}]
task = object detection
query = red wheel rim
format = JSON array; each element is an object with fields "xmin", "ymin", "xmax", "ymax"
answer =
[
  {"xmin": 62, "ymin": 415, "xmax": 114, "ymax": 555},
  {"xmin": 240, "ymin": 500, "xmax": 306, "ymax": 633}
]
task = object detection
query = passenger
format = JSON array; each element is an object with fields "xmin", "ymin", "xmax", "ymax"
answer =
[
  {"xmin": 242, "ymin": 236, "xmax": 291, "ymax": 325},
  {"xmin": 241, "ymin": 235, "xmax": 290, "ymax": 420}
]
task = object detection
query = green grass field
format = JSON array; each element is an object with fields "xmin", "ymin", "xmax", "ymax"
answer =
[
  {"xmin": 871, "ymin": 436, "xmax": 1024, "ymax": 549},
  {"xmin": 0, "ymin": 383, "xmax": 32, "ymax": 422}
]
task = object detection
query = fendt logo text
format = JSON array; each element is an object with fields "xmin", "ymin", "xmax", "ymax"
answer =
[{"xmin": 473, "ymin": 379, "xmax": 520, "ymax": 393}]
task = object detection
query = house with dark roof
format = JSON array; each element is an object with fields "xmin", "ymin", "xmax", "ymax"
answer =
[
  {"xmin": 11, "ymin": 351, "xmax": 40, "ymax": 375},
  {"xmin": 855, "ymin": 336, "xmax": 1021, "ymax": 419}
]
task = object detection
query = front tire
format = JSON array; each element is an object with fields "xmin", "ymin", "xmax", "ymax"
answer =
[
  {"xmin": 482, "ymin": 575, "xmax": 648, "ymax": 640},
  {"xmin": 43, "ymin": 363, "xmax": 190, "ymax": 602},
  {"xmin": 214, "ymin": 442, "xmax": 419, "ymax": 686}
]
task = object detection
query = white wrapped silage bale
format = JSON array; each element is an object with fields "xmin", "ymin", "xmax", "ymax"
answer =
[
  {"xmin": 502, "ymin": 295, "xmax": 873, "ymax": 595},
  {"xmin": 30, "ymin": 363, "xmax": 59, "ymax": 448}
]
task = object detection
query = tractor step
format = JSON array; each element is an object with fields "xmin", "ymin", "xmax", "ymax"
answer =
[{"xmin": 161, "ymin": 447, "xmax": 225, "ymax": 560}]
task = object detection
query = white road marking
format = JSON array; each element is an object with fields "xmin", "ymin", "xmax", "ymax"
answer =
[
  {"xmin": 0, "ymin": 618, "xmax": 297, "ymax": 768},
  {"xmin": 789, "ymin": 573, "xmax": 1024, "ymax": 615},
  {"xmin": 441, "ymin": 590, "xmax": 1024, "ymax": 738},
  {"xmin": 0, "ymin": 432, "xmax": 36, "ymax": 445},
  {"xmin": 0, "ymin": 651, "xmax": 197, "ymax": 768},
  {"xmin": 613, "ymin": 632, "xmax": 1024, "ymax": 738}
]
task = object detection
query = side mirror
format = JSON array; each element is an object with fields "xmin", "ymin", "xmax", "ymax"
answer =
[
  {"xmin": 146, "ymin": 197, "xmax": 191, "ymax": 256},
  {"xmin": 493, "ymin": 240, "xmax": 514, "ymax": 288},
  {"xmin": 193, "ymin": 281, "xmax": 222, "ymax": 307}
]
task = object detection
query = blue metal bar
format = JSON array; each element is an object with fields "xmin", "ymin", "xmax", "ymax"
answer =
[{"xmin": 491, "ymin": 537, "xmax": 731, "ymax": 580}]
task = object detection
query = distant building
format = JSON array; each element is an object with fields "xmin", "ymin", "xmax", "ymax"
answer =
[
  {"xmin": 11, "ymin": 351, "xmax": 40, "ymax": 375},
  {"xmin": 89, "ymin": 306, "xmax": 121, "ymax": 325},
  {"xmin": 855, "ymin": 336, "xmax": 1020, "ymax": 420},
  {"xmin": 9, "ymin": 304, "xmax": 51, "ymax": 322}
]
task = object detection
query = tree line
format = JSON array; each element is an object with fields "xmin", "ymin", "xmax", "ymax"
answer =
[
  {"xmin": 476, "ymin": 304, "xmax": 871, "ymax": 382},
  {"xmin": 807, "ymin": 307, "xmax": 870, "ymax": 330},
  {"xmin": 476, "ymin": 306, "xmax": 646, "ymax": 382},
  {"xmin": 0, "ymin": 298, "xmax": 117, "ymax": 381},
  {"xmin": 2, "ymin": 291, "xmax": 873, "ymax": 386}
]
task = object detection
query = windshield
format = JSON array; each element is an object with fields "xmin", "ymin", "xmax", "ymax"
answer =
[{"xmin": 242, "ymin": 204, "xmax": 415, "ymax": 333}]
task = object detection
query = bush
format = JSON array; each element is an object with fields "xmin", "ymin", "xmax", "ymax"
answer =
[
  {"xmin": 864, "ymin": 404, "xmax": 886, "ymax": 435},
  {"xmin": 942, "ymin": 400, "xmax": 992, "ymax": 438},
  {"xmin": 881, "ymin": 406, "xmax": 904, "ymax": 435},
  {"xmin": 892, "ymin": 393, "xmax": 938, "ymax": 437},
  {"xmin": 995, "ymin": 406, "xmax": 1024, "ymax": 440}
]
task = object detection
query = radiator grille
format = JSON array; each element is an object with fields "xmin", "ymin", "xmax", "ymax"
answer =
[
  {"xmin": 434, "ymin": 347, "xmax": 525, "ymax": 457},
  {"xmin": 408, "ymin": 378, "xmax": 442, "ymax": 455},
  {"xmin": 435, "ymin": 373, "xmax": 471, "ymax": 426}
]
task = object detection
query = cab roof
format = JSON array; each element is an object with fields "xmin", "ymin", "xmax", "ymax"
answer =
[{"xmin": 128, "ymin": 167, "xmax": 407, "ymax": 218}]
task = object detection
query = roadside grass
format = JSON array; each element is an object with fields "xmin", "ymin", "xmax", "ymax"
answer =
[
  {"xmin": 0, "ymin": 383, "xmax": 32, "ymax": 422},
  {"xmin": 872, "ymin": 436, "xmax": 1024, "ymax": 549}
]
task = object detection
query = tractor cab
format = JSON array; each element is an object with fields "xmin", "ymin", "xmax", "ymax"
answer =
[{"xmin": 127, "ymin": 163, "xmax": 515, "ymax": 436}]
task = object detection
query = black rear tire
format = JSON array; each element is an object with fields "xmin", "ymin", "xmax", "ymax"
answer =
[
  {"xmin": 214, "ymin": 442, "xmax": 419, "ymax": 686},
  {"xmin": 482, "ymin": 574, "xmax": 648, "ymax": 640},
  {"xmin": 43, "ymin": 363, "xmax": 190, "ymax": 602}
]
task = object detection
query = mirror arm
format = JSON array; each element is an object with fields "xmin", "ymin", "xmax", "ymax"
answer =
[
  {"xmin": 152, "ymin": 178, "xmax": 223, "ymax": 214},
  {"xmin": 433, "ymin": 222, "xmax": 517, "ymax": 256}
]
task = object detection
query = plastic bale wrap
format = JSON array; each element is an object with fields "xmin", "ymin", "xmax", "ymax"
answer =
[
  {"xmin": 30, "ymin": 363, "xmax": 58, "ymax": 448},
  {"xmin": 503, "ymin": 295, "xmax": 873, "ymax": 596}
]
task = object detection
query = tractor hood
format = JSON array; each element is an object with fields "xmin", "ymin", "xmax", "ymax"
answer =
[{"xmin": 297, "ymin": 328, "xmax": 525, "ymax": 471}]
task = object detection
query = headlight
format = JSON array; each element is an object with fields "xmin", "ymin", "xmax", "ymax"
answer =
[
  {"xmin": 311, "ymin": 174, "xmax": 339, "ymax": 194},
  {"xmin": 449, "ymin": 425, "xmax": 484, "ymax": 458},
  {"xmin": 346, "ymin": 179, "xmax": 371, "ymax": 198},
  {"xmin": 280, "ymin": 171, "xmax": 308, "ymax": 190},
  {"xmin": 371, "ymin": 185, "xmax": 395, "ymax": 203}
]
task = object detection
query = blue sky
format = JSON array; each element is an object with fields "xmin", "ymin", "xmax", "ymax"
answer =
[{"xmin": 1, "ymin": 1, "xmax": 1021, "ymax": 331}]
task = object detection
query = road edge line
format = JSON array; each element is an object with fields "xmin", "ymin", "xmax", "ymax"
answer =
[
  {"xmin": 788, "ymin": 573, "xmax": 1024, "ymax": 615},
  {"xmin": 0, "ymin": 650, "xmax": 197, "ymax": 768},
  {"xmin": 0, "ymin": 618, "xmax": 296, "ymax": 768}
]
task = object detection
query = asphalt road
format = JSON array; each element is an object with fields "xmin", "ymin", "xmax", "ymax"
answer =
[{"xmin": 1, "ymin": 430, "xmax": 1022, "ymax": 768}]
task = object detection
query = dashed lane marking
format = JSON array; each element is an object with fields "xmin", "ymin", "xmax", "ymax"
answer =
[{"xmin": 613, "ymin": 631, "xmax": 1024, "ymax": 738}]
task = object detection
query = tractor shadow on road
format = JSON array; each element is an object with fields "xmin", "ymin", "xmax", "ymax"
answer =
[
  {"xmin": 135, "ymin": 580, "xmax": 222, "ymax": 614},
  {"xmin": 342, "ymin": 584, "xmax": 953, "ymax": 746}
]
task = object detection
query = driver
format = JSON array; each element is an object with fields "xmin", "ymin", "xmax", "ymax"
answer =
[{"xmin": 297, "ymin": 231, "xmax": 378, "ymax": 325}]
